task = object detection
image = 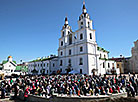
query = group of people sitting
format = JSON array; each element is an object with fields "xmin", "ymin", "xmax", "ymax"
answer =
[{"xmin": 0, "ymin": 74, "xmax": 138, "ymax": 100}]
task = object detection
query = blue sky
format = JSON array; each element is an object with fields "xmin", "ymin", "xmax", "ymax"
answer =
[{"xmin": 0, "ymin": 0, "xmax": 138, "ymax": 63}]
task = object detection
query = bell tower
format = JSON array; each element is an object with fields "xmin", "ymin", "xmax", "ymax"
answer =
[
  {"xmin": 59, "ymin": 16, "xmax": 72, "ymax": 47},
  {"xmin": 78, "ymin": 1, "xmax": 93, "ymax": 30}
]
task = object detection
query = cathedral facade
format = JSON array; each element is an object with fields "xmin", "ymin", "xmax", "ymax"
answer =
[{"xmin": 28, "ymin": 2, "xmax": 120, "ymax": 75}]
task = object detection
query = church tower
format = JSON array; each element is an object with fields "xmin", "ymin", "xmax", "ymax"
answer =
[
  {"xmin": 59, "ymin": 16, "xmax": 72, "ymax": 46},
  {"xmin": 58, "ymin": 16, "xmax": 73, "ymax": 73},
  {"xmin": 76, "ymin": 1, "xmax": 98, "ymax": 74},
  {"xmin": 78, "ymin": 1, "xmax": 96, "ymax": 43}
]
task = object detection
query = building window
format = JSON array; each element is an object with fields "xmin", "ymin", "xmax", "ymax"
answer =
[
  {"xmin": 80, "ymin": 33, "xmax": 83, "ymax": 40},
  {"xmin": 47, "ymin": 70, "xmax": 48, "ymax": 73},
  {"xmin": 79, "ymin": 58, "xmax": 83, "ymax": 65},
  {"xmin": 44, "ymin": 63, "xmax": 45, "ymax": 67},
  {"xmin": 81, "ymin": 22, "xmax": 83, "ymax": 29},
  {"xmin": 41, "ymin": 64, "xmax": 42, "ymax": 67},
  {"xmin": 68, "ymin": 31, "xmax": 70, "ymax": 34},
  {"xmin": 60, "ymin": 60, "xmax": 62, "ymax": 66},
  {"xmin": 62, "ymin": 31, "xmax": 64, "ymax": 37},
  {"xmin": 100, "ymin": 54, "xmax": 101, "ymax": 58},
  {"xmin": 80, "ymin": 69, "xmax": 82, "ymax": 74},
  {"xmin": 53, "ymin": 63, "xmax": 55, "ymax": 67},
  {"xmin": 88, "ymin": 22, "xmax": 90, "ymax": 28},
  {"xmin": 60, "ymin": 51, "xmax": 63, "ymax": 56},
  {"xmin": 80, "ymin": 46, "xmax": 83, "ymax": 52},
  {"xmin": 68, "ymin": 59, "xmax": 71, "ymax": 66},
  {"xmin": 60, "ymin": 68, "xmax": 62, "ymax": 72},
  {"xmin": 61, "ymin": 41, "xmax": 63, "ymax": 46},
  {"xmin": 104, "ymin": 54, "xmax": 106, "ymax": 58},
  {"xmin": 117, "ymin": 64, "xmax": 119, "ymax": 67},
  {"xmin": 47, "ymin": 63, "xmax": 48, "ymax": 67},
  {"xmin": 90, "ymin": 33, "xmax": 92, "ymax": 39},
  {"xmin": 108, "ymin": 63, "xmax": 110, "ymax": 68},
  {"xmin": 103, "ymin": 62, "xmax": 105, "ymax": 68},
  {"xmin": 69, "ymin": 34, "xmax": 72, "ymax": 45},
  {"xmin": 69, "ymin": 49, "xmax": 71, "ymax": 55}
]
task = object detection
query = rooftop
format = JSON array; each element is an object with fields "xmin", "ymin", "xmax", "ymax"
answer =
[
  {"xmin": 29, "ymin": 55, "xmax": 58, "ymax": 63},
  {"xmin": 97, "ymin": 46, "xmax": 109, "ymax": 53}
]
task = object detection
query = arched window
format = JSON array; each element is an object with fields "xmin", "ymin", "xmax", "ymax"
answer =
[
  {"xmin": 81, "ymin": 22, "xmax": 83, "ymax": 28},
  {"xmin": 60, "ymin": 51, "xmax": 63, "ymax": 56},
  {"xmin": 104, "ymin": 54, "xmax": 106, "ymax": 58},
  {"xmin": 79, "ymin": 58, "xmax": 83, "ymax": 65},
  {"xmin": 62, "ymin": 31, "xmax": 64, "ymax": 37},
  {"xmin": 60, "ymin": 60, "xmax": 62, "ymax": 66},
  {"xmin": 80, "ymin": 33, "xmax": 83, "ymax": 40},
  {"xmin": 103, "ymin": 62, "xmax": 105, "ymax": 68},
  {"xmin": 61, "ymin": 41, "xmax": 63, "ymax": 46},
  {"xmin": 108, "ymin": 63, "xmax": 110, "ymax": 68},
  {"xmin": 100, "ymin": 54, "xmax": 102, "ymax": 58},
  {"xmin": 53, "ymin": 63, "xmax": 55, "ymax": 67},
  {"xmin": 69, "ymin": 49, "xmax": 71, "ymax": 55},
  {"xmin": 90, "ymin": 33, "xmax": 92, "ymax": 39},
  {"xmin": 80, "ymin": 46, "xmax": 83, "ymax": 52},
  {"xmin": 88, "ymin": 22, "xmax": 90, "ymax": 28},
  {"xmin": 80, "ymin": 69, "xmax": 82, "ymax": 74},
  {"xmin": 69, "ymin": 34, "xmax": 72, "ymax": 45}
]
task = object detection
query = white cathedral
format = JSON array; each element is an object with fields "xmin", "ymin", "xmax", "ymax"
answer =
[{"xmin": 28, "ymin": 2, "xmax": 120, "ymax": 75}]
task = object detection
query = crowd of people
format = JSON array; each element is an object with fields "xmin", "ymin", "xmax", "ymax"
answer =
[{"xmin": 0, "ymin": 74, "xmax": 138, "ymax": 100}]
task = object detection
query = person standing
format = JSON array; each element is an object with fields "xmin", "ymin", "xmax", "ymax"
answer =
[
  {"xmin": 1, "ymin": 85, "xmax": 6, "ymax": 99},
  {"xmin": 24, "ymin": 86, "xmax": 30, "ymax": 102}
]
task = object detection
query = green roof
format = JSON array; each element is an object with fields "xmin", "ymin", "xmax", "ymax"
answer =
[
  {"xmin": 16, "ymin": 66, "xmax": 22, "ymax": 70},
  {"xmin": 15, "ymin": 66, "xmax": 28, "ymax": 72},
  {"xmin": 2, "ymin": 60, "xmax": 16, "ymax": 64},
  {"xmin": 13, "ymin": 61, "xmax": 16, "ymax": 64},
  {"xmin": 30, "ymin": 56, "xmax": 57, "ymax": 63},
  {"xmin": 2, "ymin": 60, "xmax": 8, "ymax": 64},
  {"xmin": 97, "ymin": 46, "xmax": 109, "ymax": 53}
]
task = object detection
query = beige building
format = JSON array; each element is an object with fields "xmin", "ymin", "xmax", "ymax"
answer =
[{"xmin": 109, "ymin": 56, "xmax": 130, "ymax": 74}]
